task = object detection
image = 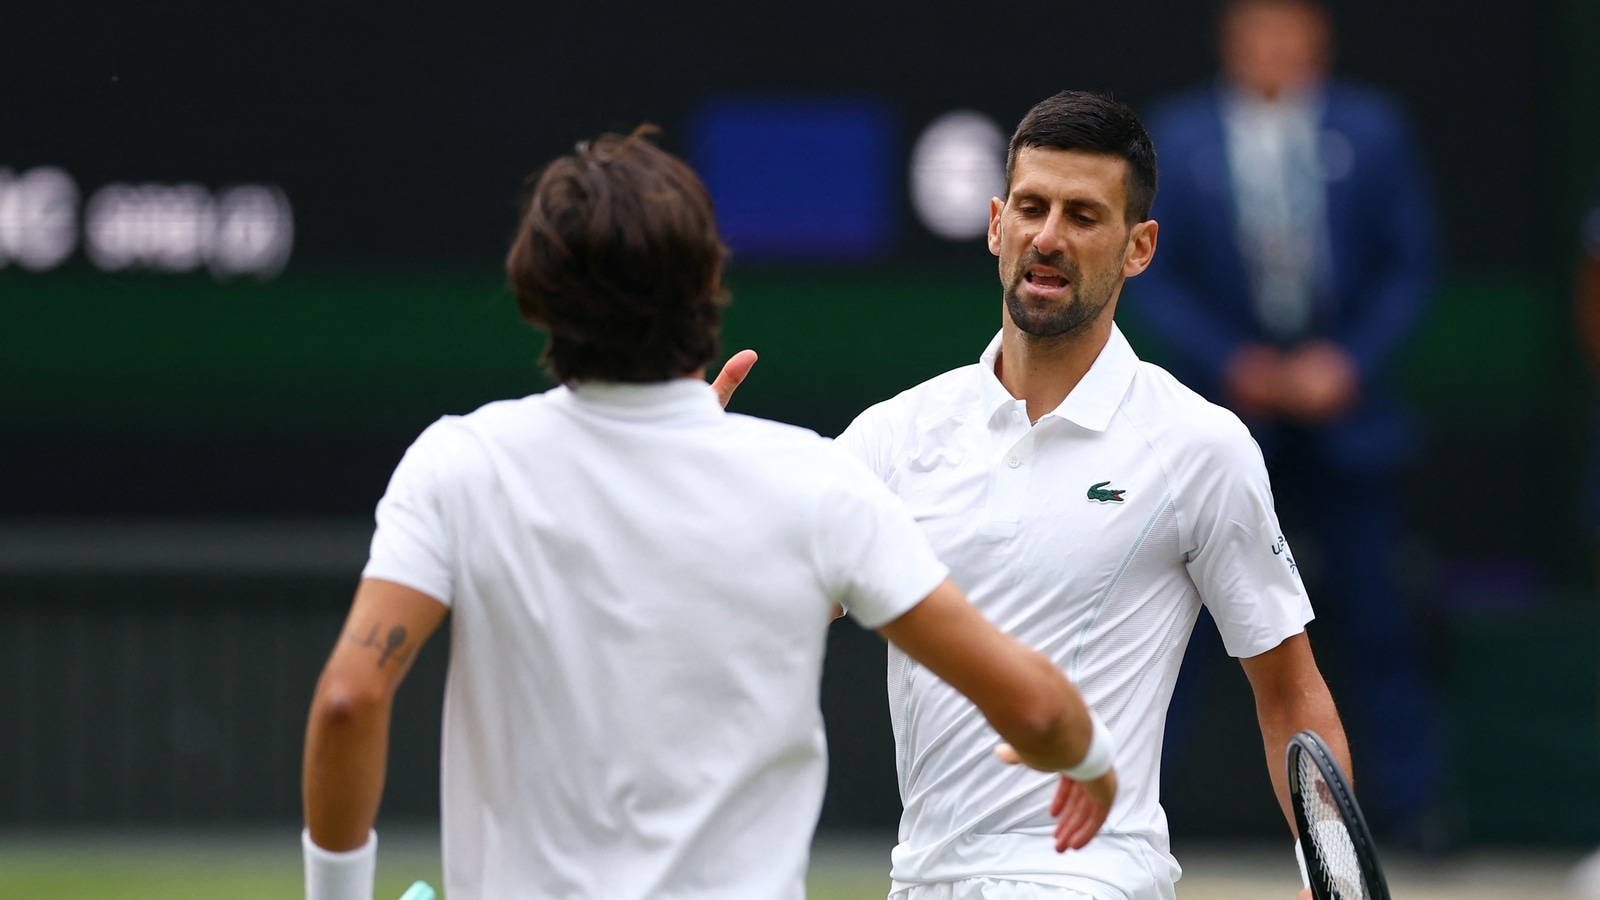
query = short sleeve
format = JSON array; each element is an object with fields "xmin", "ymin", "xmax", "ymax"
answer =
[
  {"xmin": 1181, "ymin": 419, "xmax": 1314, "ymax": 658},
  {"xmin": 833, "ymin": 399, "xmax": 899, "ymax": 480},
  {"xmin": 360, "ymin": 420, "xmax": 459, "ymax": 606},
  {"xmin": 812, "ymin": 461, "xmax": 948, "ymax": 630}
]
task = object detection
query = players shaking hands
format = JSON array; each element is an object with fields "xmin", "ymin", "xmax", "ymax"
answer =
[{"xmin": 712, "ymin": 354, "xmax": 1118, "ymax": 851}]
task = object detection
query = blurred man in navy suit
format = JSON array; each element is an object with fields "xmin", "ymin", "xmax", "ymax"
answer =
[{"xmin": 1136, "ymin": 0, "xmax": 1444, "ymax": 844}]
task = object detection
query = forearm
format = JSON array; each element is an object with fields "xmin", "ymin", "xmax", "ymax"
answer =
[
  {"xmin": 1256, "ymin": 681, "xmax": 1349, "ymax": 835},
  {"xmin": 990, "ymin": 656, "xmax": 1098, "ymax": 772},
  {"xmin": 1240, "ymin": 631, "xmax": 1351, "ymax": 836},
  {"xmin": 877, "ymin": 579, "xmax": 1099, "ymax": 772},
  {"xmin": 302, "ymin": 679, "xmax": 394, "ymax": 851}
]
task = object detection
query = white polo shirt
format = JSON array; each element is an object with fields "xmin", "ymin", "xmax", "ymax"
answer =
[
  {"xmin": 836, "ymin": 325, "xmax": 1312, "ymax": 899},
  {"xmin": 362, "ymin": 378, "xmax": 947, "ymax": 900}
]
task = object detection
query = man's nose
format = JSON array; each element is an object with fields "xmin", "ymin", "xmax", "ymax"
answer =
[{"xmin": 1031, "ymin": 209, "xmax": 1069, "ymax": 255}]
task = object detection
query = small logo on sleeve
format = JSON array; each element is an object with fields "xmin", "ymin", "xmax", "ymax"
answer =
[
  {"xmin": 1271, "ymin": 534, "xmax": 1300, "ymax": 575},
  {"xmin": 1086, "ymin": 481, "xmax": 1126, "ymax": 503}
]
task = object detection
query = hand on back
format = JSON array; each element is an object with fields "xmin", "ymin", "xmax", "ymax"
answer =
[{"xmin": 994, "ymin": 742, "xmax": 1118, "ymax": 852}]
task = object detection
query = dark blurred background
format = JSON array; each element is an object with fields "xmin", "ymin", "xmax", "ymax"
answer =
[{"xmin": 3, "ymin": 0, "xmax": 1598, "ymax": 848}]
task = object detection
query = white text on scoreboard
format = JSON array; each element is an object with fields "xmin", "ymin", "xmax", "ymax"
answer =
[{"xmin": 0, "ymin": 166, "xmax": 293, "ymax": 279}]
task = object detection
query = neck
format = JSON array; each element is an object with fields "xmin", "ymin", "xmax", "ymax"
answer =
[{"xmin": 994, "ymin": 314, "xmax": 1115, "ymax": 422}]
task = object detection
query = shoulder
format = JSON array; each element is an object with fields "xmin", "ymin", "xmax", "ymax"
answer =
[
  {"xmin": 716, "ymin": 413, "xmax": 905, "ymax": 521},
  {"xmin": 839, "ymin": 364, "xmax": 983, "ymax": 457},
  {"xmin": 398, "ymin": 392, "xmax": 562, "ymax": 478},
  {"xmin": 862, "ymin": 364, "xmax": 983, "ymax": 429},
  {"xmin": 720, "ymin": 410, "xmax": 830, "ymax": 450},
  {"xmin": 716, "ymin": 411, "xmax": 874, "ymax": 484},
  {"xmin": 1119, "ymin": 362, "xmax": 1260, "ymax": 467},
  {"xmin": 453, "ymin": 391, "xmax": 560, "ymax": 431}
]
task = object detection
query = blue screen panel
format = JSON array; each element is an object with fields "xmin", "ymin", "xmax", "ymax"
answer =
[{"xmin": 691, "ymin": 99, "xmax": 895, "ymax": 261}]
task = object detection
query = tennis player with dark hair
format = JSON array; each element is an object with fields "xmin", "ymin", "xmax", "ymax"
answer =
[
  {"xmin": 715, "ymin": 90, "xmax": 1351, "ymax": 900},
  {"xmin": 301, "ymin": 126, "xmax": 1118, "ymax": 900}
]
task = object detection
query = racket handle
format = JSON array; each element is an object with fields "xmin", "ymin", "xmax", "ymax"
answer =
[{"xmin": 398, "ymin": 881, "xmax": 436, "ymax": 900}]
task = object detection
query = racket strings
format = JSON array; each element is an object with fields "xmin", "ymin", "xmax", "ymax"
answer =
[{"xmin": 1298, "ymin": 753, "xmax": 1367, "ymax": 899}]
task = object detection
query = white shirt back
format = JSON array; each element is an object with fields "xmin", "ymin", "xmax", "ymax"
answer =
[
  {"xmin": 837, "ymin": 327, "xmax": 1312, "ymax": 898},
  {"xmin": 363, "ymin": 379, "xmax": 947, "ymax": 900}
]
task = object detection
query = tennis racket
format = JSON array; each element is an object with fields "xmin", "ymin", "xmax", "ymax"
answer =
[{"xmin": 1286, "ymin": 730, "xmax": 1389, "ymax": 900}]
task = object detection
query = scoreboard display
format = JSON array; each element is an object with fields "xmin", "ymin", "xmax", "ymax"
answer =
[{"xmin": 0, "ymin": 2, "xmax": 1545, "ymax": 516}]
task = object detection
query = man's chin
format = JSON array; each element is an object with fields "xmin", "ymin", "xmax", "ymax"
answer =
[
  {"xmin": 1010, "ymin": 314, "xmax": 1074, "ymax": 339},
  {"xmin": 1009, "ymin": 305, "xmax": 1104, "ymax": 340},
  {"xmin": 1006, "ymin": 297, "xmax": 1073, "ymax": 337}
]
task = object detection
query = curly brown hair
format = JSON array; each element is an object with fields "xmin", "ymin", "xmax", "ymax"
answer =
[{"xmin": 506, "ymin": 125, "xmax": 730, "ymax": 383}]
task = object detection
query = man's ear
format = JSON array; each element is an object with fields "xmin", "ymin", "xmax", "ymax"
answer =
[
  {"xmin": 1122, "ymin": 219, "xmax": 1159, "ymax": 277},
  {"xmin": 987, "ymin": 196, "xmax": 1004, "ymax": 257}
]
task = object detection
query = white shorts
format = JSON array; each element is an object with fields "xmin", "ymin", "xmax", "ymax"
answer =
[{"xmin": 889, "ymin": 879, "xmax": 1103, "ymax": 900}]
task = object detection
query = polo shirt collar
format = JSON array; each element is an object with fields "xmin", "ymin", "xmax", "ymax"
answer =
[
  {"xmin": 975, "ymin": 324, "xmax": 1140, "ymax": 433},
  {"xmin": 565, "ymin": 377, "xmax": 723, "ymax": 421}
]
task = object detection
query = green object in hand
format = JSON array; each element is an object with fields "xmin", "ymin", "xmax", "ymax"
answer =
[{"xmin": 398, "ymin": 881, "xmax": 436, "ymax": 900}]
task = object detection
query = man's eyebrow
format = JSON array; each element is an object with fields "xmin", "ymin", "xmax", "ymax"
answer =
[{"xmin": 1009, "ymin": 190, "xmax": 1113, "ymax": 214}]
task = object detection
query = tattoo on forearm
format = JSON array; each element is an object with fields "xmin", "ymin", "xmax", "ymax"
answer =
[{"xmin": 344, "ymin": 622, "xmax": 414, "ymax": 669}]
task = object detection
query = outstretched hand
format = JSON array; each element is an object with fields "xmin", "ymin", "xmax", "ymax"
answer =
[
  {"xmin": 994, "ymin": 743, "xmax": 1117, "ymax": 852},
  {"xmin": 710, "ymin": 349, "xmax": 759, "ymax": 409}
]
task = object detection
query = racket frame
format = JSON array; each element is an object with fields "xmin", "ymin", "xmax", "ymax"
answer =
[{"xmin": 1286, "ymin": 729, "xmax": 1390, "ymax": 900}]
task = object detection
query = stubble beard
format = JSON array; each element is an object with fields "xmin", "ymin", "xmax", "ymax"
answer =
[{"xmin": 1002, "ymin": 246, "xmax": 1124, "ymax": 340}]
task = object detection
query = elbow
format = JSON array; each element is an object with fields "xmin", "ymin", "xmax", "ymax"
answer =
[
  {"xmin": 1004, "ymin": 699, "xmax": 1072, "ymax": 750},
  {"xmin": 989, "ymin": 696, "xmax": 1084, "ymax": 773},
  {"xmin": 309, "ymin": 678, "xmax": 389, "ymax": 732},
  {"xmin": 991, "ymin": 664, "xmax": 1081, "ymax": 756}
]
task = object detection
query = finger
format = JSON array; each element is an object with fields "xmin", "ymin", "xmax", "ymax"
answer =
[
  {"xmin": 1059, "ymin": 781, "xmax": 1091, "ymax": 830},
  {"xmin": 710, "ymin": 349, "xmax": 759, "ymax": 408},
  {"xmin": 1049, "ymin": 775, "xmax": 1075, "ymax": 817},
  {"xmin": 993, "ymin": 743, "xmax": 1023, "ymax": 766},
  {"xmin": 1057, "ymin": 806, "xmax": 1096, "ymax": 852},
  {"xmin": 1060, "ymin": 807, "xmax": 1108, "ymax": 851},
  {"xmin": 1053, "ymin": 785, "xmax": 1089, "ymax": 850},
  {"xmin": 1056, "ymin": 792, "xmax": 1107, "ymax": 851},
  {"xmin": 1058, "ymin": 819, "xmax": 1089, "ymax": 852},
  {"xmin": 1058, "ymin": 775, "xmax": 1117, "ymax": 852}
]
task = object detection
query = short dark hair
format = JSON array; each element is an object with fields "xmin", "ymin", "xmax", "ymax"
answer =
[
  {"xmin": 506, "ymin": 124, "xmax": 729, "ymax": 383},
  {"xmin": 1005, "ymin": 91, "xmax": 1159, "ymax": 224}
]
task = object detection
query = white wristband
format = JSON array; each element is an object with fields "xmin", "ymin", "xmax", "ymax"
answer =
[
  {"xmin": 304, "ymin": 828, "xmax": 377, "ymax": 900},
  {"xmin": 1294, "ymin": 839, "xmax": 1310, "ymax": 889},
  {"xmin": 1061, "ymin": 708, "xmax": 1115, "ymax": 781}
]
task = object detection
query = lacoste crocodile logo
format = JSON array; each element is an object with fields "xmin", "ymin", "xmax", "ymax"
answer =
[{"xmin": 1086, "ymin": 481, "xmax": 1126, "ymax": 503}]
